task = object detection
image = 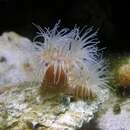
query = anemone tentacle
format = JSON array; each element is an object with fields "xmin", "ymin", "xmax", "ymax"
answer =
[{"xmin": 33, "ymin": 22, "xmax": 108, "ymax": 99}]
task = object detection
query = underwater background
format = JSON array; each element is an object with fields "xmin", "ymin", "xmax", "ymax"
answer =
[
  {"xmin": 0, "ymin": 0, "xmax": 130, "ymax": 52},
  {"xmin": 0, "ymin": 0, "xmax": 130, "ymax": 130}
]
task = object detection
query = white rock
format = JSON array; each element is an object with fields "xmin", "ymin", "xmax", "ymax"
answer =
[
  {"xmin": 98, "ymin": 97, "xmax": 130, "ymax": 130},
  {"xmin": 0, "ymin": 32, "xmax": 38, "ymax": 85}
]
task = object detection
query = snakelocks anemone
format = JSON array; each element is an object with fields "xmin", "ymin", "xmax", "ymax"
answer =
[{"xmin": 33, "ymin": 22, "xmax": 108, "ymax": 100}]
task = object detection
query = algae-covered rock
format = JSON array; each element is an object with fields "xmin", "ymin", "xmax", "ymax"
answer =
[{"xmin": 0, "ymin": 81, "xmax": 108, "ymax": 130}]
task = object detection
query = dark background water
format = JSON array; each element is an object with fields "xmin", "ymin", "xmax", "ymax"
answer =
[
  {"xmin": 0, "ymin": 0, "xmax": 130, "ymax": 53},
  {"xmin": 0, "ymin": 0, "xmax": 129, "ymax": 129}
]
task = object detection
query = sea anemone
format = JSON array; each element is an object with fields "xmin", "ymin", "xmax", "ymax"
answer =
[
  {"xmin": 33, "ymin": 22, "xmax": 108, "ymax": 100},
  {"xmin": 118, "ymin": 60, "xmax": 130, "ymax": 88}
]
